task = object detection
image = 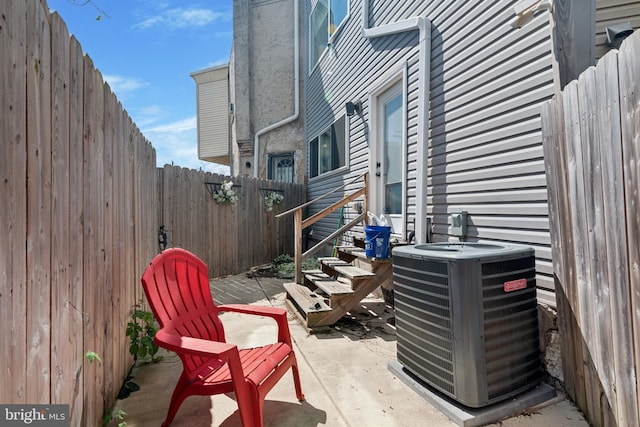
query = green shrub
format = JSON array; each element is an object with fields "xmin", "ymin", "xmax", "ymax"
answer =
[
  {"xmin": 271, "ymin": 254, "xmax": 320, "ymax": 278},
  {"xmin": 126, "ymin": 309, "xmax": 161, "ymax": 363}
]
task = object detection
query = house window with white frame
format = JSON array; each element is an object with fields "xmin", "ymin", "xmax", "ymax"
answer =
[
  {"xmin": 309, "ymin": 0, "xmax": 349, "ymax": 68},
  {"xmin": 309, "ymin": 116, "xmax": 346, "ymax": 178}
]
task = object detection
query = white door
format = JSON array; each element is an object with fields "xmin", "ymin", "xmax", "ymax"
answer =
[{"xmin": 375, "ymin": 83, "xmax": 405, "ymax": 236}]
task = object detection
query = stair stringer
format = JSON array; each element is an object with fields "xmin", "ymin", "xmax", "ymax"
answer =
[{"xmin": 304, "ymin": 260, "xmax": 393, "ymax": 328}]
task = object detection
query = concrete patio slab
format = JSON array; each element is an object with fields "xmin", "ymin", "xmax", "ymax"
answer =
[
  {"xmin": 109, "ymin": 273, "xmax": 588, "ymax": 427},
  {"xmin": 389, "ymin": 361, "xmax": 556, "ymax": 427}
]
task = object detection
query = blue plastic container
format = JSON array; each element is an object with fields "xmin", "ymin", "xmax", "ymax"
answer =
[{"xmin": 365, "ymin": 225, "xmax": 392, "ymax": 259}]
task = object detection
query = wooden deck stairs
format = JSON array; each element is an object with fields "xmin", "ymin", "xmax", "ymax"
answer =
[
  {"xmin": 276, "ymin": 172, "xmax": 394, "ymax": 329},
  {"xmin": 283, "ymin": 243, "xmax": 393, "ymax": 329}
]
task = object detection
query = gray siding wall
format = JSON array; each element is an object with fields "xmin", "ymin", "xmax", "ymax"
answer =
[
  {"xmin": 425, "ymin": 2, "xmax": 555, "ymax": 305},
  {"xmin": 305, "ymin": 0, "xmax": 422, "ymax": 244},
  {"xmin": 306, "ymin": 0, "xmax": 638, "ymax": 306},
  {"xmin": 306, "ymin": 0, "xmax": 556, "ymax": 304},
  {"xmin": 596, "ymin": 0, "xmax": 640, "ymax": 58}
]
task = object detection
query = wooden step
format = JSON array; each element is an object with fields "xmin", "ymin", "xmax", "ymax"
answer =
[
  {"xmin": 332, "ymin": 246, "xmax": 358, "ymax": 263},
  {"xmin": 318, "ymin": 257, "xmax": 373, "ymax": 281},
  {"xmin": 334, "ymin": 245, "xmax": 362, "ymax": 255},
  {"xmin": 283, "ymin": 282, "xmax": 332, "ymax": 326},
  {"xmin": 284, "ymin": 240, "xmax": 396, "ymax": 328},
  {"xmin": 318, "ymin": 255, "xmax": 376, "ymax": 281},
  {"xmin": 318, "ymin": 256, "xmax": 351, "ymax": 267},
  {"xmin": 331, "ymin": 264, "xmax": 375, "ymax": 280},
  {"xmin": 303, "ymin": 270, "xmax": 353, "ymax": 296},
  {"xmin": 348, "ymin": 247, "xmax": 391, "ymax": 262}
]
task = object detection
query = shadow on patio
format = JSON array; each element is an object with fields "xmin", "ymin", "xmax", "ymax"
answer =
[{"xmin": 110, "ymin": 272, "xmax": 588, "ymax": 427}]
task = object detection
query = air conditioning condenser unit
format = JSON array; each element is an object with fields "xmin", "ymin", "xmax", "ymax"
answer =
[{"xmin": 392, "ymin": 243, "xmax": 540, "ymax": 408}]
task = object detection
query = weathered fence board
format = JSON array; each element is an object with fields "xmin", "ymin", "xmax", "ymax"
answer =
[
  {"xmin": 65, "ymin": 31, "xmax": 86, "ymax": 423},
  {"xmin": 159, "ymin": 167, "xmax": 306, "ymax": 276},
  {"xmin": 26, "ymin": 0, "xmax": 52, "ymax": 404},
  {"xmin": 1, "ymin": 0, "xmax": 29, "ymax": 405},
  {"xmin": 596, "ymin": 50, "xmax": 636, "ymax": 427},
  {"xmin": 541, "ymin": 32, "xmax": 640, "ymax": 427},
  {"xmin": 50, "ymin": 10, "xmax": 79, "ymax": 414},
  {"xmin": 619, "ymin": 32, "xmax": 640, "ymax": 421}
]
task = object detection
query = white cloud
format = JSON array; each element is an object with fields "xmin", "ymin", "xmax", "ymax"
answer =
[
  {"xmin": 135, "ymin": 8, "xmax": 226, "ymax": 31},
  {"xmin": 133, "ymin": 105, "xmax": 169, "ymax": 128},
  {"xmin": 207, "ymin": 57, "xmax": 230, "ymax": 68},
  {"xmin": 103, "ymin": 74, "xmax": 148, "ymax": 97},
  {"xmin": 142, "ymin": 116, "xmax": 229, "ymax": 174},
  {"xmin": 143, "ymin": 116, "xmax": 196, "ymax": 133}
]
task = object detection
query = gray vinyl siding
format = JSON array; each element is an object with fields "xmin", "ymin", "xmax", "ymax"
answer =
[
  {"xmin": 596, "ymin": 0, "xmax": 640, "ymax": 58},
  {"xmin": 197, "ymin": 80, "xmax": 229, "ymax": 160},
  {"xmin": 306, "ymin": 1, "xmax": 640, "ymax": 306},
  {"xmin": 422, "ymin": 2, "xmax": 555, "ymax": 305},
  {"xmin": 305, "ymin": 0, "xmax": 421, "ymax": 242}
]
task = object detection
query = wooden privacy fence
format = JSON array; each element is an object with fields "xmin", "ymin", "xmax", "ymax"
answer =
[
  {"xmin": 541, "ymin": 32, "xmax": 640, "ymax": 426},
  {"xmin": 1, "ymin": 1, "xmax": 158, "ymax": 425},
  {"xmin": 159, "ymin": 166, "xmax": 306, "ymax": 276},
  {"xmin": 1, "ymin": 1, "xmax": 307, "ymax": 425}
]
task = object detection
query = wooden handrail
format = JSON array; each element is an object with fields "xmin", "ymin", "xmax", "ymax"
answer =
[
  {"xmin": 275, "ymin": 171, "xmax": 368, "ymax": 219},
  {"xmin": 279, "ymin": 172, "xmax": 369, "ymax": 283},
  {"xmin": 302, "ymin": 211, "xmax": 366, "ymax": 260},
  {"xmin": 301, "ymin": 187, "xmax": 366, "ymax": 229}
]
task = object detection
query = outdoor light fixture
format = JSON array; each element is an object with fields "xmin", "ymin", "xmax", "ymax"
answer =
[
  {"xmin": 606, "ymin": 22, "xmax": 634, "ymax": 47},
  {"xmin": 345, "ymin": 101, "xmax": 361, "ymax": 117}
]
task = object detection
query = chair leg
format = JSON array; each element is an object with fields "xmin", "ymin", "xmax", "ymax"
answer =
[
  {"xmin": 251, "ymin": 394, "xmax": 265, "ymax": 427},
  {"xmin": 162, "ymin": 372, "xmax": 191, "ymax": 427},
  {"xmin": 291, "ymin": 357, "xmax": 305, "ymax": 401},
  {"xmin": 236, "ymin": 385, "xmax": 257, "ymax": 427}
]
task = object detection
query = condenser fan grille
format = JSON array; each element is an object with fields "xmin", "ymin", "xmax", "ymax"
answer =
[
  {"xmin": 394, "ymin": 257, "xmax": 455, "ymax": 395},
  {"xmin": 392, "ymin": 243, "xmax": 541, "ymax": 408}
]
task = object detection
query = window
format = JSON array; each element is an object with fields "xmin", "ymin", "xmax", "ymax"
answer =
[
  {"xmin": 309, "ymin": 116, "xmax": 346, "ymax": 178},
  {"xmin": 268, "ymin": 153, "xmax": 295, "ymax": 183},
  {"xmin": 309, "ymin": 0, "xmax": 349, "ymax": 68}
]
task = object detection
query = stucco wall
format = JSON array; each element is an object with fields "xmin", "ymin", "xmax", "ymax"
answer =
[{"xmin": 231, "ymin": 0, "xmax": 305, "ymax": 182}]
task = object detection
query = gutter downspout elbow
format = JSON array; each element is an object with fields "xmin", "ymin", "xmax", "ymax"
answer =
[{"xmin": 253, "ymin": 0, "xmax": 300, "ymax": 178}]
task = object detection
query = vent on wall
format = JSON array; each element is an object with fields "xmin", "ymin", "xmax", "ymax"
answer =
[{"xmin": 392, "ymin": 243, "xmax": 540, "ymax": 408}]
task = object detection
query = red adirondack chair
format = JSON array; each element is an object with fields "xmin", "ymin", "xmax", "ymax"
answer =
[{"xmin": 141, "ymin": 248, "xmax": 304, "ymax": 427}]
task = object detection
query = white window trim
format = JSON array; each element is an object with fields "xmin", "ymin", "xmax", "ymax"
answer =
[
  {"xmin": 367, "ymin": 63, "xmax": 408, "ymax": 237},
  {"xmin": 308, "ymin": 115, "xmax": 350, "ymax": 182},
  {"xmin": 308, "ymin": 0, "xmax": 351, "ymax": 75}
]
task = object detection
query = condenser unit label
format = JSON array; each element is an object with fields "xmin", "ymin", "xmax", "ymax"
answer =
[{"xmin": 504, "ymin": 278, "xmax": 527, "ymax": 292}]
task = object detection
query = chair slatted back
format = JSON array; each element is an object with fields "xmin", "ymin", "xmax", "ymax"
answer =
[{"xmin": 142, "ymin": 248, "xmax": 227, "ymax": 374}]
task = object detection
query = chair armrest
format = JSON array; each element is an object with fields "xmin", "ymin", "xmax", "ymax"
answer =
[
  {"xmin": 218, "ymin": 303, "xmax": 286, "ymax": 318},
  {"xmin": 155, "ymin": 328, "xmax": 237, "ymax": 359},
  {"xmin": 218, "ymin": 304, "xmax": 292, "ymax": 345}
]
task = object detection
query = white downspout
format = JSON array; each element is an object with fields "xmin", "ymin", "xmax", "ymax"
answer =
[
  {"xmin": 253, "ymin": 0, "xmax": 300, "ymax": 178},
  {"xmin": 362, "ymin": 2, "xmax": 431, "ymax": 244}
]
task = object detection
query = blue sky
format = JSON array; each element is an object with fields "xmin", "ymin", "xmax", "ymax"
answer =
[{"xmin": 47, "ymin": 0, "xmax": 232, "ymax": 174}]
